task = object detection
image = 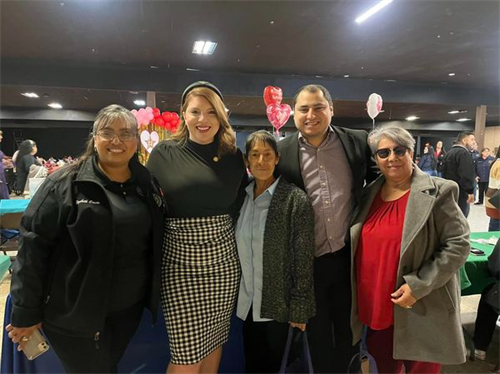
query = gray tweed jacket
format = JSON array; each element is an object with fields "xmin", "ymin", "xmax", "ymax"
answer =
[{"xmin": 259, "ymin": 177, "xmax": 316, "ymax": 323}]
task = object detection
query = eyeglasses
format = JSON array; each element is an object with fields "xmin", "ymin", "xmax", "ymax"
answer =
[
  {"xmin": 375, "ymin": 146, "xmax": 408, "ymax": 159},
  {"xmin": 96, "ymin": 130, "xmax": 136, "ymax": 142}
]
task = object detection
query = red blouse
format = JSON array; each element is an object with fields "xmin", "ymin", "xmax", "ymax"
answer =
[{"xmin": 355, "ymin": 190, "xmax": 410, "ymax": 330}]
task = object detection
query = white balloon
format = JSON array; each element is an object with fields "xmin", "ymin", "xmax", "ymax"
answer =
[{"xmin": 367, "ymin": 93, "xmax": 383, "ymax": 119}]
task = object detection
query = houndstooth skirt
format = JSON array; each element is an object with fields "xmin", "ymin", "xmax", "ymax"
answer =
[{"xmin": 161, "ymin": 215, "xmax": 241, "ymax": 365}]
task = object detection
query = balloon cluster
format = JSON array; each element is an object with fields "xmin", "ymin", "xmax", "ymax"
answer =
[
  {"xmin": 131, "ymin": 106, "xmax": 180, "ymax": 133},
  {"xmin": 263, "ymin": 86, "xmax": 291, "ymax": 136},
  {"xmin": 152, "ymin": 108, "xmax": 180, "ymax": 133}
]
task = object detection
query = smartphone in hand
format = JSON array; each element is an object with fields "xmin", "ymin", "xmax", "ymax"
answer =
[{"xmin": 22, "ymin": 329, "xmax": 50, "ymax": 360}]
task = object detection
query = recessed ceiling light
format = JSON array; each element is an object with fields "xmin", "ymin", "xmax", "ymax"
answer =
[
  {"xmin": 270, "ymin": 20, "xmax": 275, "ymax": 25},
  {"xmin": 21, "ymin": 92, "xmax": 39, "ymax": 98},
  {"xmin": 456, "ymin": 118, "xmax": 471, "ymax": 122},
  {"xmin": 355, "ymin": 0, "xmax": 393, "ymax": 24},
  {"xmin": 48, "ymin": 103, "xmax": 63, "ymax": 109},
  {"xmin": 192, "ymin": 41, "xmax": 217, "ymax": 55},
  {"xmin": 448, "ymin": 110, "xmax": 468, "ymax": 114},
  {"xmin": 448, "ymin": 73, "xmax": 456, "ymax": 76},
  {"xmin": 344, "ymin": 74, "xmax": 350, "ymax": 78},
  {"xmin": 405, "ymin": 116, "xmax": 420, "ymax": 121},
  {"xmin": 186, "ymin": 68, "xmax": 200, "ymax": 72},
  {"xmin": 134, "ymin": 100, "xmax": 146, "ymax": 106},
  {"xmin": 150, "ymin": 65, "xmax": 159, "ymax": 69}
]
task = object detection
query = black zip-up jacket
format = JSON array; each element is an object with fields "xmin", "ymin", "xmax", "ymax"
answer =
[
  {"xmin": 10, "ymin": 156, "xmax": 165, "ymax": 337},
  {"xmin": 442, "ymin": 145, "xmax": 475, "ymax": 194}
]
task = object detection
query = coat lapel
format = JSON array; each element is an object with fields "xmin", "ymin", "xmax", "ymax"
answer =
[{"xmin": 401, "ymin": 168, "xmax": 436, "ymax": 254}]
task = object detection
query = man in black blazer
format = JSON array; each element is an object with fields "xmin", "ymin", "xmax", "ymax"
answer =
[{"xmin": 277, "ymin": 84, "xmax": 376, "ymax": 373}]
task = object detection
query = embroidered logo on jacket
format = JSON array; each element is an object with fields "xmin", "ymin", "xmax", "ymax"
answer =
[{"xmin": 76, "ymin": 199, "xmax": 101, "ymax": 205}]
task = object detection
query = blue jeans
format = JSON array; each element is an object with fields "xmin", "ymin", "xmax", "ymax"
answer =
[
  {"xmin": 489, "ymin": 218, "xmax": 500, "ymax": 232},
  {"xmin": 423, "ymin": 170, "xmax": 437, "ymax": 177}
]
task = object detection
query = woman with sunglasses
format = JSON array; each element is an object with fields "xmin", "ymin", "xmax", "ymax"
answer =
[
  {"xmin": 7, "ymin": 105, "xmax": 165, "ymax": 373},
  {"xmin": 349, "ymin": 124, "xmax": 470, "ymax": 374}
]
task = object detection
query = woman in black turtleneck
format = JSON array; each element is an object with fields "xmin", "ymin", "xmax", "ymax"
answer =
[{"xmin": 147, "ymin": 81, "xmax": 247, "ymax": 374}]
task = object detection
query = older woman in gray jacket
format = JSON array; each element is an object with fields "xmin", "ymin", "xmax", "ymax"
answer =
[
  {"xmin": 235, "ymin": 130, "xmax": 315, "ymax": 373},
  {"xmin": 350, "ymin": 124, "xmax": 469, "ymax": 374}
]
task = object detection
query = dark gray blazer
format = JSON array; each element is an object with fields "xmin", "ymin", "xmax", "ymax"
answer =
[{"xmin": 276, "ymin": 126, "xmax": 377, "ymax": 208}]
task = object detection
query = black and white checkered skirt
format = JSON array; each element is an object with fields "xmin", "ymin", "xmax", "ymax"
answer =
[{"xmin": 161, "ymin": 214, "xmax": 241, "ymax": 365}]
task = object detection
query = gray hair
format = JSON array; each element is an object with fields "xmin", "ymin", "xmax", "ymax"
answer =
[{"xmin": 368, "ymin": 124, "xmax": 415, "ymax": 153}]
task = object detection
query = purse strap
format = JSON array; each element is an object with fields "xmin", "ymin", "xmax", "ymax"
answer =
[{"xmin": 278, "ymin": 326, "xmax": 314, "ymax": 374}]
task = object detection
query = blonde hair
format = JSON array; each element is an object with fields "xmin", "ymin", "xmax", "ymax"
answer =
[{"xmin": 173, "ymin": 87, "xmax": 236, "ymax": 157}]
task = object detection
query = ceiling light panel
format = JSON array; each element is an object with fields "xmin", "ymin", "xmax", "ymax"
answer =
[{"xmin": 192, "ymin": 41, "xmax": 217, "ymax": 55}]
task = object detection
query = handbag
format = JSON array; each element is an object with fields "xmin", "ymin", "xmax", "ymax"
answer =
[
  {"xmin": 278, "ymin": 327, "xmax": 314, "ymax": 374},
  {"xmin": 348, "ymin": 326, "xmax": 378, "ymax": 374}
]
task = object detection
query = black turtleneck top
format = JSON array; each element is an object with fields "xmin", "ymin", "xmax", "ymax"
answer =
[{"xmin": 146, "ymin": 139, "xmax": 246, "ymax": 218}]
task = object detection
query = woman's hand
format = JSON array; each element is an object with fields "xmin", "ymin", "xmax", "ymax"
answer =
[
  {"xmin": 289, "ymin": 322, "xmax": 306, "ymax": 331},
  {"xmin": 6, "ymin": 323, "xmax": 41, "ymax": 351},
  {"xmin": 391, "ymin": 284, "xmax": 417, "ymax": 309}
]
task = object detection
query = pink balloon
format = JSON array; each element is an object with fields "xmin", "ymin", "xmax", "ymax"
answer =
[
  {"xmin": 366, "ymin": 93, "xmax": 383, "ymax": 120},
  {"xmin": 266, "ymin": 103, "xmax": 291, "ymax": 136}
]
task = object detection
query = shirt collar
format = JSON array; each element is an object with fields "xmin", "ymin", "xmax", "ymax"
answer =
[
  {"xmin": 245, "ymin": 176, "xmax": 281, "ymax": 198},
  {"xmin": 298, "ymin": 125, "xmax": 334, "ymax": 147}
]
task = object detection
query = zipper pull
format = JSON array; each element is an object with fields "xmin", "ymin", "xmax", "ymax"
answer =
[{"xmin": 94, "ymin": 332, "xmax": 100, "ymax": 349}]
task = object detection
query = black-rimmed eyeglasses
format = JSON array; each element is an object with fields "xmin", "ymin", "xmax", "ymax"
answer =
[{"xmin": 375, "ymin": 146, "xmax": 408, "ymax": 159}]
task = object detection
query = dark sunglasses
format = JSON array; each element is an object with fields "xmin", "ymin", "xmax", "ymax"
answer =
[{"xmin": 375, "ymin": 146, "xmax": 408, "ymax": 159}]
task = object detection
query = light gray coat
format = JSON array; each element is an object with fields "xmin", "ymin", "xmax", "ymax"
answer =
[{"xmin": 350, "ymin": 167, "xmax": 470, "ymax": 364}]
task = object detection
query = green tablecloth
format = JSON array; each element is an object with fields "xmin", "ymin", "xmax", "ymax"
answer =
[
  {"xmin": 0, "ymin": 255, "xmax": 11, "ymax": 281},
  {"xmin": 461, "ymin": 231, "xmax": 498, "ymax": 296}
]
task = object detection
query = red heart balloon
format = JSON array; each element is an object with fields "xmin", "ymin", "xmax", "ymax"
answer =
[
  {"xmin": 263, "ymin": 86, "xmax": 283, "ymax": 106},
  {"xmin": 153, "ymin": 108, "xmax": 161, "ymax": 118},
  {"xmin": 162, "ymin": 112, "xmax": 170, "ymax": 121},
  {"xmin": 266, "ymin": 103, "xmax": 291, "ymax": 136}
]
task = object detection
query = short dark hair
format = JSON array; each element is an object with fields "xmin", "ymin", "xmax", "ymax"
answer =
[
  {"xmin": 456, "ymin": 131, "xmax": 475, "ymax": 142},
  {"xmin": 245, "ymin": 130, "xmax": 279, "ymax": 158},
  {"xmin": 481, "ymin": 147, "xmax": 490, "ymax": 153},
  {"xmin": 293, "ymin": 84, "xmax": 333, "ymax": 108}
]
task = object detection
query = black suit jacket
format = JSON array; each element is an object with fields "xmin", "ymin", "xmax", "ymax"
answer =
[{"xmin": 276, "ymin": 125, "xmax": 377, "ymax": 208}]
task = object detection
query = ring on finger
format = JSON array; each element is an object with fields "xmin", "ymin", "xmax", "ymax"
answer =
[
  {"xmin": 405, "ymin": 305, "xmax": 412, "ymax": 309},
  {"xmin": 21, "ymin": 336, "xmax": 29, "ymax": 342}
]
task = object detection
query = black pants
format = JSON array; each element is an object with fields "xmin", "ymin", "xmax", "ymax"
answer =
[
  {"xmin": 43, "ymin": 303, "xmax": 144, "ymax": 373},
  {"xmin": 307, "ymin": 246, "xmax": 357, "ymax": 374},
  {"xmin": 458, "ymin": 189, "xmax": 470, "ymax": 218},
  {"xmin": 473, "ymin": 283, "xmax": 498, "ymax": 351},
  {"xmin": 243, "ymin": 309, "xmax": 289, "ymax": 373},
  {"xmin": 478, "ymin": 182, "xmax": 489, "ymax": 204}
]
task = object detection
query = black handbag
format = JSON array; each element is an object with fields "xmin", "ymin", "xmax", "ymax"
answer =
[{"xmin": 278, "ymin": 327, "xmax": 314, "ymax": 374}]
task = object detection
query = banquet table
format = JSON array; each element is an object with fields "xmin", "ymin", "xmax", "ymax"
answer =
[{"xmin": 461, "ymin": 231, "xmax": 498, "ymax": 296}]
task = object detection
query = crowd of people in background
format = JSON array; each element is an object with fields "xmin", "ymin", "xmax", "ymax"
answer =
[{"xmin": 0, "ymin": 82, "xmax": 498, "ymax": 374}]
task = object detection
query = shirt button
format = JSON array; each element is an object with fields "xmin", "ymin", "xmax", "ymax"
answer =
[
  {"xmin": 327, "ymin": 218, "xmax": 331, "ymax": 222},
  {"xmin": 325, "ymin": 200, "xmax": 329, "ymax": 204},
  {"xmin": 320, "ymin": 165, "xmax": 324, "ymax": 169},
  {"xmin": 329, "ymin": 236, "xmax": 333, "ymax": 240}
]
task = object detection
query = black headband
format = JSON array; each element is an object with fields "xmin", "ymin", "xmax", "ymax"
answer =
[{"xmin": 181, "ymin": 81, "xmax": 224, "ymax": 106}]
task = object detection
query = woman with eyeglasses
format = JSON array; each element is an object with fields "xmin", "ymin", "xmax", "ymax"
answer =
[
  {"xmin": 7, "ymin": 104, "xmax": 165, "ymax": 373},
  {"xmin": 349, "ymin": 124, "xmax": 470, "ymax": 374}
]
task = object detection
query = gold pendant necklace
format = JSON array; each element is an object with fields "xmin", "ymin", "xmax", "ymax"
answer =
[{"xmin": 213, "ymin": 156, "xmax": 219, "ymax": 162}]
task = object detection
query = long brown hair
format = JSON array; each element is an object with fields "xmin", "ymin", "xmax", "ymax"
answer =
[{"xmin": 173, "ymin": 87, "xmax": 236, "ymax": 157}]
